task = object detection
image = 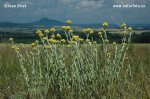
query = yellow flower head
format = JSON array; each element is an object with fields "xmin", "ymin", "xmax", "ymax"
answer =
[
  {"xmin": 121, "ymin": 23, "xmax": 126, "ymax": 29},
  {"xmin": 35, "ymin": 40, "xmax": 39, "ymax": 44},
  {"xmin": 89, "ymin": 29, "xmax": 94, "ymax": 34},
  {"xmin": 11, "ymin": 45, "xmax": 15, "ymax": 49},
  {"xmin": 66, "ymin": 20, "xmax": 72, "ymax": 25},
  {"xmin": 69, "ymin": 29, "xmax": 74, "ymax": 33},
  {"xmin": 20, "ymin": 43, "xmax": 23, "ymax": 47},
  {"xmin": 61, "ymin": 39, "xmax": 66, "ymax": 43},
  {"xmin": 103, "ymin": 22, "xmax": 108, "ymax": 27},
  {"xmin": 36, "ymin": 30, "xmax": 42, "ymax": 34},
  {"xmin": 39, "ymin": 33, "xmax": 44, "ymax": 38},
  {"xmin": 52, "ymin": 39, "xmax": 57, "ymax": 44},
  {"xmin": 31, "ymin": 43, "xmax": 36, "ymax": 47},
  {"xmin": 123, "ymin": 31, "xmax": 128, "ymax": 34},
  {"xmin": 93, "ymin": 41, "xmax": 97, "ymax": 44},
  {"xmin": 105, "ymin": 39, "xmax": 109, "ymax": 43},
  {"xmin": 86, "ymin": 28, "xmax": 94, "ymax": 34},
  {"xmin": 113, "ymin": 42, "xmax": 116, "ymax": 45},
  {"xmin": 42, "ymin": 37, "xmax": 47, "ymax": 41},
  {"xmin": 62, "ymin": 26, "xmax": 71, "ymax": 31},
  {"xmin": 82, "ymin": 29, "xmax": 87, "ymax": 33},
  {"xmin": 15, "ymin": 47, "xmax": 20, "ymax": 51},
  {"xmin": 85, "ymin": 39, "xmax": 90, "ymax": 43},
  {"xmin": 9, "ymin": 38, "xmax": 13, "ymax": 42},
  {"xmin": 46, "ymin": 45, "xmax": 51, "ymax": 49},
  {"xmin": 100, "ymin": 28, "xmax": 105, "ymax": 33},
  {"xmin": 49, "ymin": 39, "xmax": 57, "ymax": 44},
  {"xmin": 66, "ymin": 26, "xmax": 71, "ymax": 30},
  {"xmin": 79, "ymin": 38, "xmax": 84, "ymax": 42},
  {"xmin": 67, "ymin": 45, "xmax": 71, "ymax": 48},
  {"xmin": 72, "ymin": 35, "xmax": 80, "ymax": 41},
  {"xmin": 51, "ymin": 34, "xmax": 55, "ymax": 38},
  {"xmin": 98, "ymin": 32, "xmax": 103, "ymax": 35},
  {"xmin": 88, "ymin": 42, "xmax": 92, "ymax": 45},
  {"xmin": 56, "ymin": 34, "xmax": 61, "ymax": 38},
  {"xmin": 44, "ymin": 29, "xmax": 49, "ymax": 34},
  {"xmin": 49, "ymin": 28, "xmax": 56, "ymax": 33},
  {"xmin": 128, "ymin": 27, "xmax": 132, "ymax": 32},
  {"xmin": 107, "ymin": 52, "xmax": 112, "ymax": 57}
]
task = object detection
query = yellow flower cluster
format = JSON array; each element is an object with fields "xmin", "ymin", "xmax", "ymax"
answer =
[
  {"xmin": 82, "ymin": 28, "xmax": 94, "ymax": 34},
  {"xmin": 62, "ymin": 26, "xmax": 71, "ymax": 31},
  {"xmin": 102, "ymin": 22, "xmax": 108, "ymax": 27},
  {"xmin": 9, "ymin": 38, "xmax": 13, "ymax": 42},
  {"xmin": 72, "ymin": 35, "xmax": 80, "ymax": 41},
  {"xmin": 121, "ymin": 23, "xmax": 126, "ymax": 29},
  {"xmin": 66, "ymin": 20, "xmax": 72, "ymax": 25},
  {"xmin": 49, "ymin": 28, "xmax": 56, "ymax": 33}
]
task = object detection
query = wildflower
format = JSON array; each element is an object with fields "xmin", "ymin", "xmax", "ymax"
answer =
[
  {"xmin": 85, "ymin": 39, "xmax": 90, "ymax": 43},
  {"xmin": 98, "ymin": 32, "xmax": 103, "ymax": 35},
  {"xmin": 35, "ymin": 40, "xmax": 39, "ymax": 44},
  {"xmin": 52, "ymin": 39, "xmax": 57, "ymax": 44},
  {"xmin": 66, "ymin": 20, "xmax": 72, "ymax": 25},
  {"xmin": 67, "ymin": 45, "xmax": 71, "ymax": 48},
  {"xmin": 11, "ymin": 45, "xmax": 15, "ymax": 49},
  {"xmin": 72, "ymin": 35, "xmax": 80, "ymax": 41},
  {"xmin": 46, "ymin": 45, "xmax": 51, "ymax": 49},
  {"xmin": 82, "ymin": 29, "xmax": 87, "ymax": 33},
  {"xmin": 105, "ymin": 39, "xmax": 109, "ymax": 43},
  {"xmin": 123, "ymin": 31, "xmax": 128, "ymax": 34},
  {"xmin": 79, "ymin": 38, "xmax": 84, "ymax": 42},
  {"xmin": 44, "ymin": 29, "xmax": 49, "ymax": 34},
  {"xmin": 48, "ymin": 39, "xmax": 53, "ymax": 43},
  {"xmin": 15, "ymin": 47, "xmax": 20, "ymax": 52},
  {"xmin": 107, "ymin": 52, "xmax": 112, "ymax": 57},
  {"xmin": 20, "ymin": 43, "xmax": 23, "ymax": 47},
  {"xmin": 51, "ymin": 34, "xmax": 55, "ymax": 38},
  {"xmin": 42, "ymin": 37, "xmax": 47, "ymax": 41},
  {"xmin": 86, "ymin": 28, "xmax": 94, "ymax": 34},
  {"xmin": 66, "ymin": 26, "xmax": 71, "ymax": 30},
  {"xmin": 121, "ymin": 23, "xmax": 126, "ymax": 29},
  {"xmin": 9, "ymin": 38, "xmax": 13, "ymax": 42},
  {"xmin": 49, "ymin": 39, "xmax": 57, "ymax": 44},
  {"xmin": 56, "ymin": 34, "xmax": 61, "ymax": 38},
  {"xmin": 100, "ymin": 28, "xmax": 105, "ymax": 33},
  {"xmin": 88, "ymin": 42, "xmax": 92, "ymax": 45},
  {"xmin": 93, "ymin": 41, "xmax": 97, "ymax": 44},
  {"xmin": 49, "ymin": 28, "xmax": 56, "ymax": 33},
  {"xmin": 62, "ymin": 26, "xmax": 71, "ymax": 31},
  {"xmin": 69, "ymin": 29, "xmax": 74, "ymax": 33},
  {"xmin": 39, "ymin": 33, "xmax": 44, "ymax": 38},
  {"xmin": 128, "ymin": 27, "xmax": 132, "ymax": 32},
  {"xmin": 103, "ymin": 22, "xmax": 108, "ymax": 27},
  {"xmin": 89, "ymin": 29, "xmax": 94, "ymax": 34},
  {"xmin": 61, "ymin": 39, "xmax": 66, "ymax": 43},
  {"xmin": 31, "ymin": 43, "xmax": 36, "ymax": 47},
  {"xmin": 36, "ymin": 30, "xmax": 42, "ymax": 34},
  {"xmin": 113, "ymin": 42, "xmax": 116, "ymax": 45}
]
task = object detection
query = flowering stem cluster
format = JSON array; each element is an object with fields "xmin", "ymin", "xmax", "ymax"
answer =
[{"xmin": 9, "ymin": 21, "xmax": 133, "ymax": 98}]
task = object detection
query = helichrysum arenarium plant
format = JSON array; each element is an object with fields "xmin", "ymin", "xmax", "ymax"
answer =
[{"xmin": 9, "ymin": 20, "xmax": 134, "ymax": 98}]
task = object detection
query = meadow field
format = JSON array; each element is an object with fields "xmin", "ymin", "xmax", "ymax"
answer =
[{"xmin": 0, "ymin": 22, "xmax": 150, "ymax": 99}]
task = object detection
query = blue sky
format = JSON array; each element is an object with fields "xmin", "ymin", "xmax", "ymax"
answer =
[{"xmin": 0, "ymin": 0, "xmax": 150, "ymax": 24}]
